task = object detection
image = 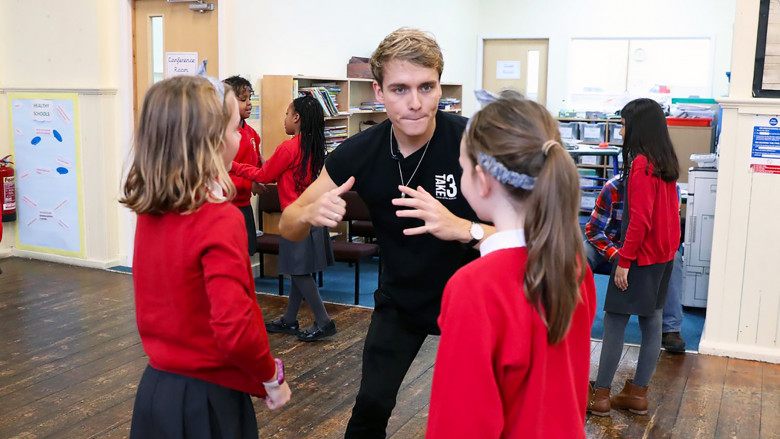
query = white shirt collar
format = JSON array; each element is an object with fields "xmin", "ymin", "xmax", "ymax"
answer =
[
  {"xmin": 207, "ymin": 180, "xmax": 226, "ymax": 201},
  {"xmin": 479, "ymin": 229, "xmax": 526, "ymax": 257}
]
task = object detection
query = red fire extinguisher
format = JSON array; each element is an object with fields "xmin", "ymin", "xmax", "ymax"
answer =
[{"xmin": 0, "ymin": 155, "xmax": 16, "ymax": 223}]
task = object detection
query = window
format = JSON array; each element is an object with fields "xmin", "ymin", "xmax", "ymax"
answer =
[
  {"xmin": 567, "ymin": 38, "xmax": 713, "ymax": 111},
  {"xmin": 151, "ymin": 16, "xmax": 164, "ymax": 84}
]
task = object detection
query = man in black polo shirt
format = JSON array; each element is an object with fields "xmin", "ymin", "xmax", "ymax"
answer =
[{"xmin": 280, "ymin": 28, "xmax": 493, "ymax": 438}]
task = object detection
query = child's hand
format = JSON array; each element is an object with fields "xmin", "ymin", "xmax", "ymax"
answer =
[
  {"xmin": 252, "ymin": 182, "xmax": 267, "ymax": 195},
  {"xmin": 614, "ymin": 266, "xmax": 629, "ymax": 291},
  {"xmin": 264, "ymin": 382, "xmax": 291, "ymax": 410}
]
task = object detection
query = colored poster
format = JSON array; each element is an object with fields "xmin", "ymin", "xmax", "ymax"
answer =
[{"xmin": 8, "ymin": 93, "xmax": 84, "ymax": 257}]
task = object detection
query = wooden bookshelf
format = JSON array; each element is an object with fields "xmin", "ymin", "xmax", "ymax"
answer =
[{"xmin": 262, "ymin": 75, "xmax": 463, "ymax": 156}]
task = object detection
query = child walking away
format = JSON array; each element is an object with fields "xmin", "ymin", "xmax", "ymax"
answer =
[
  {"xmin": 122, "ymin": 75, "xmax": 290, "ymax": 439},
  {"xmin": 426, "ymin": 90, "xmax": 596, "ymax": 438},
  {"xmin": 588, "ymin": 98, "xmax": 680, "ymax": 417},
  {"xmin": 223, "ymin": 75, "xmax": 263, "ymax": 256},
  {"xmin": 232, "ymin": 95, "xmax": 336, "ymax": 342}
]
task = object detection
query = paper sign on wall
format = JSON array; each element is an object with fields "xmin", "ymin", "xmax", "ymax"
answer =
[
  {"xmin": 9, "ymin": 92, "xmax": 85, "ymax": 257},
  {"xmin": 751, "ymin": 115, "xmax": 780, "ymax": 174},
  {"xmin": 165, "ymin": 52, "xmax": 199, "ymax": 78},
  {"xmin": 496, "ymin": 61, "xmax": 521, "ymax": 79},
  {"xmin": 31, "ymin": 100, "xmax": 53, "ymax": 122}
]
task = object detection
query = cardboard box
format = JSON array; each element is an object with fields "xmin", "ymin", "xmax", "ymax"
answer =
[{"xmin": 347, "ymin": 56, "xmax": 373, "ymax": 79}]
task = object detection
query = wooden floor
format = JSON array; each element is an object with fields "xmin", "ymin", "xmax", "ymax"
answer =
[{"xmin": 0, "ymin": 257, "xmax": 778, "ymax": 439}]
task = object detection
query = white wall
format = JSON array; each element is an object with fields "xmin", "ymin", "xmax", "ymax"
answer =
[
  {"xmin": 228, "ymin": 0, "xmax": 481, "ymax": 115},
  {"xmin": 0, "ymin": 0, "xmax": 133, "ymax": 268},
  {"xmin": 477, "ymin": 0, "xmax": 736, "ymax": 114},
  {"xmin": 702, "ymin": 0, "xmax": 780, "ymax": 363},
  {"xmin": 227, "ymin": 1, "xmax": 736, "ymax": 117}
]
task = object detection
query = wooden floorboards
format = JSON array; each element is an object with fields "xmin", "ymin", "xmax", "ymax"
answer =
[{"xmin": 1, "ymin": 257, "xmax": 778, "ymax": 439}]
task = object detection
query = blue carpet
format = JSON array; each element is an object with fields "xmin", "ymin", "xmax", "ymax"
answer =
[
  {"xmin": 254, "ymin": 257, "xmax": 380, "ymax": 308},
  {"xmin": 236, "ymin": 259, "xmax": 706, "ymax": 351},
  {"xmin": 591, "ymin": 274, "xmax": 706, "ymax": 351},
  {"xmin": 107, "ymin": 265, "xmax": 133, "ymax": 274}
]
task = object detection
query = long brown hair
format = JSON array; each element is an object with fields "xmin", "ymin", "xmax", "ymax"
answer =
[
  {"xmin": 120, "ymin": 76, "xmax": 235, "ymax": 215},
  {"xmin": 465, "ymin": 90, "xmax": 586, "ymax": 344}
]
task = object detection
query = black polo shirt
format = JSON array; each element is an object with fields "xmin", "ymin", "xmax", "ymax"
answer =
[{"xmin": 326, "ymin": 111, "xmax": 478, "ymax": 333}]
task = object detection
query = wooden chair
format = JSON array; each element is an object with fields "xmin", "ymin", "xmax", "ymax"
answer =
[
  {"xmin": 331, "ymin": 191, "xmax": 381, "ymax": 305},
  {"xmin": 256, "ymin": 185, "xmax": 284, "ymax": 295}
]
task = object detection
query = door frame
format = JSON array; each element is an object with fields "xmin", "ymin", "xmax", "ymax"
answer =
[
  {"xmin": 476, "ymin": 34, "xmax": 550, "ymax": 108},
  {"xmin": 117, "ymin": 0, "xmax": 231, "ymax": 267}
]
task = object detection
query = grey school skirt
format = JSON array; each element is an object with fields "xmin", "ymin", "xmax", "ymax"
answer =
[
  {"xmin": 604, "ymin": 259, "xmax": 673, "ymax": 316},
  {"xmin": 278, "ymin": 226, "xmax": 334, "ymax": 275}
]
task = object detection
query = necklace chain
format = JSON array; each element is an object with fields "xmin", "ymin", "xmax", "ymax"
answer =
[{"xmin": 390, "ymin": 127, "xmax": 431, "ymax": 197}]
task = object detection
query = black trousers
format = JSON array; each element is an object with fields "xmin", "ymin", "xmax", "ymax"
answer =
[{"xmin": 345, "ymin": 291, "xmax": 429, "ymax": 438}]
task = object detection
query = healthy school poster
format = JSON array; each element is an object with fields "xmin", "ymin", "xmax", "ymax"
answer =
[{"xmin": 8, "ymin": 92, "xmax": 85, "ymax": 257}]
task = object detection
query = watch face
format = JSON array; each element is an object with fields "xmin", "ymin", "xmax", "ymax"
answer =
[{"xmin": 470, "ymin": 223, "xmax": 485, "ymax": 240}]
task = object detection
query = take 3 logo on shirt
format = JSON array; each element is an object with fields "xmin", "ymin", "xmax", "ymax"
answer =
[{"xmin": 435, "ymin": 173, "xmax": 457, "ymax": 200}]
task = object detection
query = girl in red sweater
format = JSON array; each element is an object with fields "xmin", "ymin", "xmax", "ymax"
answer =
[
  {"xmin": 232, "ymin": 95, "xmax": 336, "ymax": 342},
  {"xmin": 426, "ymin": 91, "xmax": 596, "ymax": 438},
  {"xmin": 121, "ymin": 75, "xmax": 290, "ymax": 439},
  {"xmin": 588, "ymin": 98, "xmax": 680, "ymax": 416},
  {"xmin": 223, "ymin": 75, "xmax": 264, "ymax": 257}
]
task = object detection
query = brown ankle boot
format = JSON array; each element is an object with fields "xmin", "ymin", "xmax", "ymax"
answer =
[
  {"xmin": 610, "ymin": 379, "xmax": 648, "ymax": 415},
  {"xmin": 586, "ymin": 381, "xmax": 611, "ymax": 416}
]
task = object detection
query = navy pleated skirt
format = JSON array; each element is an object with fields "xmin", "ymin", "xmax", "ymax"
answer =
[
  {"xmin": 278, "ymin": 225, "xmax": 334, "ymax": 275},
  {"xmin": 604, "ymin": 259, "xmax": 674, "ymax": 316},
  {"xmin": 130, "ymin": 365, "xmax": 258, "ymax": 439}
]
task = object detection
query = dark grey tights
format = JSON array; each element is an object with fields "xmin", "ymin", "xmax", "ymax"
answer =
[
  {"xmin": 595, "ymin": 308, "xmax": 663, "ymax": 389},
  {"xmin": 283, "ymin": 274, "xmax": 331, "ymax": 329}
]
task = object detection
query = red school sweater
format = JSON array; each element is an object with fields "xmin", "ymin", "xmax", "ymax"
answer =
[
  {"xmin": 617, "ymin": 154, "xmax": 680, "ymax": 268},
  {"xmin": 427, "ymin": 247, "xmax": 596, "ymax": 439},
  {"xmin": 231, "ymin": 135, "xmax": 312, "ymax": 210},
  {"xmin": 132, "ymin": 201, "xmax": 276, "ymax": 396},
  {"xmin": 229, "ymin": 121, "xmax": 263, "ymax": 207}
]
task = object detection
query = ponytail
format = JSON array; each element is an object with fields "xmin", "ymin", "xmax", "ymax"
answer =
[
  {"xmin": 524, "ymin": 143, "xmax": 587, "ymax": 344},
  {"xmin": 292, "ymin": 96, "xmax": 326, "ymax": 193},
  {"xmin": 465, "ymin": 90, "xmax": 586, "ymax": 344}
]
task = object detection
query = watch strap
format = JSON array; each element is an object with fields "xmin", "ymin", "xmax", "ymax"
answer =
[{"xmin": 263, "ymin": 358, "xmax": 285, "ymax": 388}]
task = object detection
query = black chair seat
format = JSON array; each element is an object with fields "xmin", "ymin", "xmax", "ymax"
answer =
[
  {"xmin": 349, "ymin": 220, "xmax": 375, "ymax": 240},
  {"xmin": 331, "ymin": 241, "xmax": 379, "ymax": 262},
  {"xmin": 257, "ymin": 234, "xmax": 281, "ymax": 254}
]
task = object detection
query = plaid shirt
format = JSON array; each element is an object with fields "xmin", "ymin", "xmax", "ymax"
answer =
[{"xmin": 585, "ymin": 175, "xmax": 623, "ymax": 262}]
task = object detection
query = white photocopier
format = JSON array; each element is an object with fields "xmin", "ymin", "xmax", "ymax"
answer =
[{"xmin": 681, "ymin": 154, "xmax": 718, "ymax": 308}]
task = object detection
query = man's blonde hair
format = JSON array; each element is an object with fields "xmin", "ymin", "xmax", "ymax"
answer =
[
  {"xmin": 120, "ymin": 76, "xmax": 235, "ymax": 215},
  {"xmin": 370, "ymin": 27, "xmax": 444, "ymax": 87}
]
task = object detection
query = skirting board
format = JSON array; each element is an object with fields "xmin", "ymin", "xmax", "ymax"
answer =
[
  {"xmin": 11, "ymin": 249, "xmax": 121, "ymax": 270},
  {"xmin": 699, "ymin": 339, "xmax": 780, "ymax": 364}
]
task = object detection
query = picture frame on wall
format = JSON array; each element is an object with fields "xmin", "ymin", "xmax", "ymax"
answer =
[{"xmin": 753, "ymin": 0, "xmax": 780, "ymax": 97}]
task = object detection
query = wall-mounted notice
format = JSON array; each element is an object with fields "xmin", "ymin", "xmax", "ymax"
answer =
[
  {"xmin": 8, "ymin": 93, "xmax": 84, "ymax": 257},
  {"xmin": 496, "ymin": 60, "xmax": 521, "ymax": 79},
  {"xmin": 751, "ymin": 115, "xmax": 780, "ymax": 175},
  {"xmin": 165, "ymin": 52, "xmax": 199, "ymax": 78}
]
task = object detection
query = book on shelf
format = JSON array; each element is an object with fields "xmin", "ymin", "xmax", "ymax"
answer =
[
  {"xmin": 438, "ymin": 97, "xmax": 461, "ymax": 110},
  {"xmin": 299, "ymin": 87, "xmax": 340, "ymax": 117},
  {"xmin": 358, "ymin": 101, "xmax": 385, "ymax": 111}
]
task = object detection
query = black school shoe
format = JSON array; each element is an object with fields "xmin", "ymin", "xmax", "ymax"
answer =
[
  {"xmin": 662, "ymin": 332, "xmax": 686, "ymax": 353},
  {"xmin": 265, "ymin": 318, "xmax": 300, "ymax": 335},
  {"xmin": 297, "ymin": 320, "xmax": 337, "ymax": 342}
]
